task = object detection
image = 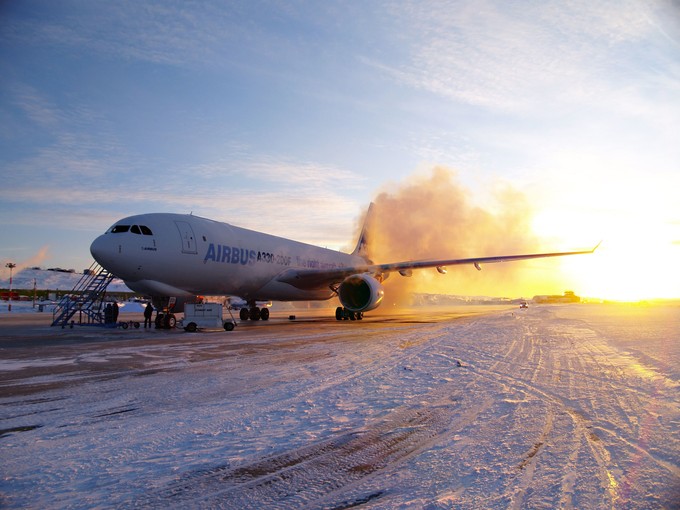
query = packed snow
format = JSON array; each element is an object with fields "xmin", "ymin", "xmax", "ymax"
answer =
[
  {"xmin": 0, "ymin": 267, "xmax": 133, "ymax": 297},
  {"xmin": 1, "ymin": 304, "xmax": 678, "ymax": 508}
]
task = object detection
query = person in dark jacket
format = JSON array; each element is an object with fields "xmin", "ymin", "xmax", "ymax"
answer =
[{"xmin": 144, "ymin": 302, "xmax": 154, "ymax": 328}]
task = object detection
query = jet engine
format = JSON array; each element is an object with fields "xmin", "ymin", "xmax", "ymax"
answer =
[{"xmin": 338, "ymin": 274, "xmax": 384, "ymax": 312}]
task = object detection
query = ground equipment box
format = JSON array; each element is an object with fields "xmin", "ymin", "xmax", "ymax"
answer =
[{"xmin": 182, "ymin": 303, "xmax": 234, "ymax": 331}]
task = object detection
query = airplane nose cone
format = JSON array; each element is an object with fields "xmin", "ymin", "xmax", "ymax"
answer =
[
  {"xmin": 90, "ymin": 235, "xmax": 103, "ymax": 261},
  {"xmin": 90, "ymin": 234, "xmax": 114, "ymax": 270}
]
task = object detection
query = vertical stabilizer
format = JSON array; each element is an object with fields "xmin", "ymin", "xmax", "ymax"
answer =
[{"xmin": 352, "ymin": 203, "xmax": 374, "ymax": 262}]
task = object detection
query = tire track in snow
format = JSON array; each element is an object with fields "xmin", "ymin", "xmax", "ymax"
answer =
[
  {"xmin": 117, "ymin": 322, "xmax": 460, "ymax": 485},
  {"xmin": 472, "ymin": 354, "xmax": 624, "ymax": 507},
  {"xmin": 466, "ymin": 312, "xmax": 680, "ymax": 508},
  {"xmin": 223, "ymin": 323, "xmax": 451, "ymax": 419},
  {"xmin": 458, "ymin": 315, "xmax": 619, "ymax": 507},
  {"xmin": 509, "ymin": 406, "xmax": 555, "ymax": 509},
  {"xmin": 136, "ymin": 396, "xmax": 489, "ymax": 509},
  {"xmin": 135, "ymin": 319, "xmax": 495, "ymax": 509},
  {"xmin": 565, "ymin": 408, "xmax": 622, "ymax": 509},
  {"xmin": 179, "ymin": 323, "xmax": 464, "ymax": 456}
]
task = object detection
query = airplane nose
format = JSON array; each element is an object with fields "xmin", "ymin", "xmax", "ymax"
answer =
[
  {"xmin": 90, "ymin": 234, "xmax": 114, "ymax": 269},
  {"xmin": 90, "ymin": 235, "xmax": 103, "ymax": 261}
]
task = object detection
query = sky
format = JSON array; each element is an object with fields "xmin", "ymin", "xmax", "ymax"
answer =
[{"xmin": 1, "ymin": 0, "xmax": 679, "ymax": 301}]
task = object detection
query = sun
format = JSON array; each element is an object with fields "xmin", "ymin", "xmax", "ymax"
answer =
[
  {"xmin": 562, "ymin": 240, "xmax": 679, "ymax": 301},
  {"xmin": 533, "ymin": 209, "xmax": 680, "ymax": 302}
]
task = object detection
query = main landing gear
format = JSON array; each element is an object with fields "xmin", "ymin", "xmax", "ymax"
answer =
[
  {"xmin": 335, "ymin": 307, "xmax": 363, "ymax": 321},
  {"xmin": 239, "ymin": 306, "xmax": 270, "ymax": 321},
  {"xmin": 155, "ymin": 313, "xmax": 176, "ymax": 329}
]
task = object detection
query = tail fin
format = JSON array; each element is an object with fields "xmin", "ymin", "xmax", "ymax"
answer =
[{"xmin": 352, "ymin": 202, "xmax": 374, "ymax": 262}]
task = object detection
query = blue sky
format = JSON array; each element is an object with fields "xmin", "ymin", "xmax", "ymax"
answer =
[{"xmin": 1, "ymin": 1, "xmax": 679, "ymax": 299}]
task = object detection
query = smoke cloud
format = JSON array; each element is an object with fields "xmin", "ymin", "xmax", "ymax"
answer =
[
  {"xmin": 361, "ymin": 167, "xmax": 553, "ymax": 305},
  {"xmin": 2, "ymin": 246, "xmax": 50, "ymax": 276}
]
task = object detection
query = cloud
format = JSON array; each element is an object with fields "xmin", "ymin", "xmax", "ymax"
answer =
[
  {"xmin": 11, "ymin": 85, "xmax": 62, "ymax": 128},
  {"xmin": 0, "ymin": 146, "xmax": 368, "ymax": 250},
  {"xmin": 173, "ymin": 156, "xmax": 367, "ymax": 247},
  {"xmin": 3, "ymin": 1, "xmax": 303, "ymax": 72},
  {"xmin": 371, "ymin": 0, "xmax": 676, "ymax": 113}
]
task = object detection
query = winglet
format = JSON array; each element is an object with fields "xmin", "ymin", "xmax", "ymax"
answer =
[{"xmin": 351, "ymin": 203, "xmax": 374, "ymax": 262}]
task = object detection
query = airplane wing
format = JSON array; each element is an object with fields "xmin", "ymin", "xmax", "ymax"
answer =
[{"xmin": 276, "ymin": 243, "xmax": 600, "ymax": 290}]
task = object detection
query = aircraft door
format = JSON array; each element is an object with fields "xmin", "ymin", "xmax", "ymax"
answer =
[{"xmin": 175, "ymin": 221, "xmax": 198, "ymax": 254}]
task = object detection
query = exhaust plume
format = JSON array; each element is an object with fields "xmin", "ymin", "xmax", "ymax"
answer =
[
  {"xmin": 362, "ymin": 167, "xmax": 550, "ymax": 305},
  {"xmin": 2, "ymin": 246, "xmax": 50, "ymax": 275}
]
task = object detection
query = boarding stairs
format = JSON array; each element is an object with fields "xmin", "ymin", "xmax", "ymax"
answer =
[{"xmin": 51, "ymin": 262, "xmax": 115, "ymax": 327}]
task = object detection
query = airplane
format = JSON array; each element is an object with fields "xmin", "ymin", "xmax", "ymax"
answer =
[{"xmin": 89, "ymin": 204, "xmax": 598, "ymax": 329}]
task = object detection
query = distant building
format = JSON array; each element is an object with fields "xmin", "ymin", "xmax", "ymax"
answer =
[{"xmin": 533, "ymin": 291, "xmax": 581, "ymax": 304}]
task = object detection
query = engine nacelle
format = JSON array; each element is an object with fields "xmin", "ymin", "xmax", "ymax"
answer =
[{"xmin": 338, "ymin": 274, "xmax": 384, "ymax": 312}]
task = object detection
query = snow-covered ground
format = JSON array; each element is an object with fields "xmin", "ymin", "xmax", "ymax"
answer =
[
  {"xmin": 1, "ymin": 304, "xmax": 678, "ymax": 508},
  {"xmin": 0, "ymin": 267, "xmax": 133, "ymax": 297}
]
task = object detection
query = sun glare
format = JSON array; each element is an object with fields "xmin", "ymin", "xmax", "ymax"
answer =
[{"xmin": 533, "ymin": 208, "xmax": 680, "ymax": 302}]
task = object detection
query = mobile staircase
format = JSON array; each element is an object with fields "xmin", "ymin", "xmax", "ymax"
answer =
[{"xmin": 51, "ymin": 262, "xmax": 115, "ymax": 327}]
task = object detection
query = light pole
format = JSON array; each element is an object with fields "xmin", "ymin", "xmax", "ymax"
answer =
[{"xmin": 5, "ymin": 263, "xmax": 16, "ymax": 312}]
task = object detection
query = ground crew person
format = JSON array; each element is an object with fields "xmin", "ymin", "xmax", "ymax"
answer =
[{"xmin": 144, "ymin": 302, "xmax": 154, "ymax": 328}]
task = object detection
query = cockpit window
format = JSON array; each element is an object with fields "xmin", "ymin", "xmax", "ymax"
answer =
[{"xmin": 109, "ymin": 224, "xmax": 153, "ymax": 235}]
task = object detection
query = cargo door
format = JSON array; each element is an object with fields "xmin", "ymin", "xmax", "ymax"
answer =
[{"xmin": 175, "ymin": 221, "xmax": 198, "ymax": 254}]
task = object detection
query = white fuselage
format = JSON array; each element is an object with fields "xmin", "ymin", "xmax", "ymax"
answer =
[{"xmin": 90, "ymin": 213, "xmax": 364, "ymax": 302}]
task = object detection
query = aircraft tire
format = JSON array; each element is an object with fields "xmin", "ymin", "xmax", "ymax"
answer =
[
  {"xmin": 349, "ymin": 311, "xmax": 356, "ymax": 320},
  {"xmin": 260, "ymin": 308, "xmax": 270, "ymax": 321},
  {"xmin": 335, "ymin": 307, "xmax": 344, "ymax": 320},
  {"xmin": 239, "ymin": 308, "xmax": 249, "ymax": 321},
  {"xmin": 185, "ymin": 322, "xmax": 197, "ymax": 333},
  {"xmin": 249, "ymin": 307, "xmax": 261, "ymax": 321},
  {"xmin": 224, "ymin": 321, "xmax": 235, "ymax": 331}
]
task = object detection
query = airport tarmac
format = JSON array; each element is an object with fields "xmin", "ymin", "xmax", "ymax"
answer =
[
  {"xmin": 0, "ymin": 306, "xmax": 507, "ymax": 398},
  {"xmin": 1, "ymin": 304, "xmax": 679, "ymax": 508}
]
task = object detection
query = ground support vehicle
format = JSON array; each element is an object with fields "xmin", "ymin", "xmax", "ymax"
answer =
[{"xmin": 181, "ymin": 303, "xmax": 236, "ymax": 332}]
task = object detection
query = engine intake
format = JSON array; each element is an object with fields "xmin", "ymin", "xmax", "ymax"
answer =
[{"xmin": 338, "ymin": 274, "xmax": 384, "ymax": 312}]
